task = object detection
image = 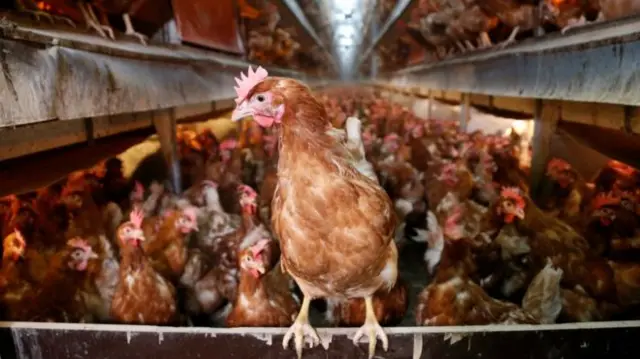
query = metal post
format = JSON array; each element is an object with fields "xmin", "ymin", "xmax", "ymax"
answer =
[
  {"xmin": 459, "ymin": 93, "xmax": 470, "ymax": 132},
  {"xmin": 153, "ymin": 109, "xmax": 182, "ymax": 194},
  {"xmin": 530, "ymin": 99, "xmax": 559, "ymax": 199}
]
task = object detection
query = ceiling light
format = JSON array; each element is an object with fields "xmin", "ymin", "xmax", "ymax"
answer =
[{"xmin": 339, "ymin": 37, "xmax": 354, "ymax": 46}]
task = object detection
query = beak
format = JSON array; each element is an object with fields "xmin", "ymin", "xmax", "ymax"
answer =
[
  {"xmin": 255, "ymin": 264, "xmax": 266, "ymax": 275},
  {"xmin": 232, "ymin": 101, "xmax": 253, "ymax": 122},
  {"xmin": 89, "ymin": 252, "xmax": 99, "ymax": 259},
  {"xmin": 190, "ymin": 222, "xmax": 199, "ymax": 232},
  {"xmin": 133, "ymin": 229, "xmax": 145, "ymax": 241},
  {"xmin": 514, "ymin": 207, "xmax": 525, "ymax": 220}
]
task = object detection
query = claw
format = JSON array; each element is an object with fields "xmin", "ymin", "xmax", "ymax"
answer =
[
  {"xmin": 353, "ymin": 320, "xmax": 388, "ymax": 358},
  {"xmin": 101, "ymin": 25, "xmax": 116, "ymax": 40},
  {"xmin": 352, "ymin": 297, "xmax": 389, "ymax": 359},
  {"xmin": 282, "ymin": 296, "xmax": 319, "ymax": 358}
]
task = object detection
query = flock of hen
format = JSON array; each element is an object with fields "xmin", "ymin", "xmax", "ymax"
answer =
[
  {"xmin": 380, "ymin": 0, "xmax": 640, "ymax": 69},
  {"xmin": 1, "ymin": 81, "xmax": 640, "ymax": 356},
  {"xmin": 5, "ymin": 0, "xmax": 329, "ymax": 74}
]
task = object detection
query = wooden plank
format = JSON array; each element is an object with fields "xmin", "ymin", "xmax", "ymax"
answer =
[
  {"xmin": 152, "ymin": 110, "xmax": 181, "ymax": 193},
  {"xmin": 0, "ymin": 119, "xmax": 87, "ymax": 161},
  {"xmin": 460, "ymin": 94, "xmax": 470, "ymax": 131},
  {"xmin": 0, "ymin": 20, "xmax": 316, "ymax": 129},
  {"xmin": 530, "ymin": 100, "xmax": 561, "ymax": 197}
]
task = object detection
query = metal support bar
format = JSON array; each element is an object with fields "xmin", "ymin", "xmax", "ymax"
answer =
[
  {"xmin": 530, "ymin": 100, "xmax": 560, "ymax": 198},
  {"xmin": 459, "ymin": 93, "xmax": 470, "ymax": 132},
  {"xmin": 152, "ymin": 109, "xmax": 181, "ymax": 194}
]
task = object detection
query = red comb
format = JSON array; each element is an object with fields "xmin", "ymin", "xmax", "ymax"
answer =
[
  {"xmin": 251, "ymin": 238, "xmax": 270, "ymax": 258},
  {"xmin": 592, "ymin": 192, "xmax": 621, "ymax": 209},
  {"xmin": 546, "ymin": 158, "xmax": 571, "ymax": 174},
  {"xmin": 501, "ymin": 187, "xmax": 526, "ymax": 209},
  {"xmin": 219, "ymin": 139, "xmax": 238, "ymax": 151},
  {"xmin": 383, "ymin": 133, "xmax": 399, "ymax": 144},
  {"xmin": 183, "ymin": 206, "xmax": 198, "ymax": 222},
  {"xmin": 129, "ymin": 206, "xmax": 144, "ymax": 228},
  {"xmin": 445, "ymin": 206, "xmax": 463, "ymax": 226},
  {"xmin": 67, "ymin": 237, "xmax": 91, "ymax": 251},
  {"xmin": 234, "ymin": 66, "xmax": 269, "ymax": 105},
  {"xmin": 237, "ymin": 184, "xmax": 257, "ymax": 197}
]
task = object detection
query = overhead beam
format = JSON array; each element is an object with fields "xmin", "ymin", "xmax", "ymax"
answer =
[
  {"xmin": 357, "ymin": 0, "xmax": 412, "ymax": 68},
  {"xmin": 387, "ymin": 16, "xmax": 640, "ymax": 106},
  {"xmin": 0, "ymin": 19, "xmax": 325, "ymax": 129},
  {"xmin": 375, "ymin": 84, "xmax": 640, "ymax": 134},
  {"xmin": 280, "ymin": 0, "xmax": 338, "ymax": 73}
]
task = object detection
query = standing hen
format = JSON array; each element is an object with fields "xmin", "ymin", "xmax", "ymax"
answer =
[{"xmin": 231, "ymin": 67, "xmax": 398, "ymax": 359}]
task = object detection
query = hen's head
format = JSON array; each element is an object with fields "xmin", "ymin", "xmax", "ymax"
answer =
[
  {"xmin": 443, "ymin": 206, "xmax": 465, "ymax": 240},
  {"xmin": 3, "ymin": 230, "xmax": 26, "ymax": 262},
  {"xmin": 231, "ymin": 66, "xmax": 283, "ymax": 126},
  {"xmin": 546, "ymin": 158, "xmax": 576, "ymax": 188},
  {"xmin": 118, "ymin": 207, "xmax": 145, "ymax": 247},
  {"xmin": 66, "ymin": 238, "xmax": 98, "ymax": 271},
  {"xmin": 238, "ymin": 184, "xmax": 258, "ymax": 214},
  {"xmin": 497, "ymin": 187, "xmax": 526, "ymax": 224},
  {"xmin": 231, "ymin": 66, "xmax": 316, "ymax": 129},
  {"xmin": 436, "ymin": 162, "xmax": 459, "ymax": 187},
  {"xmin": 239, "ymin": 238, "xmax": 270, "ymax": 278},
  {"xmin": 176, "ymin": 206, "xmax": 199, "ymax": 234},
  {"xmin": 591, "ymin": 192, "xmax": 620, "ymax": 227}
]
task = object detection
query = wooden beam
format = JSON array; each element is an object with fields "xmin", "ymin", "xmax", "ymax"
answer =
[
  {"xmin": 530, "ymin": 100, "xmax": 560, "ymax": 197},
  {"xmin": 152, "ymin": 110, "xmax": 181, "ymax": 194},
  {"xmin": 459, "ymin": 94, "xmax": 471, "ymax": 132}
]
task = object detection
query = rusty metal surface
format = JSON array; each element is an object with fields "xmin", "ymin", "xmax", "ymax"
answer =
[
  {"xmin": 387, "ymin": 17, "xmax": 640, "ymax": 106},
  {"xmin": 171, "ymin": 0, "xmax": 244, "ymax": 54},
  {"xmin": 0, "ymin": 22, "xmax": 325, "ymax": 128},
  {"xmin": 3, "ymin": 322, "xmax": 640, "ymax": 359}
]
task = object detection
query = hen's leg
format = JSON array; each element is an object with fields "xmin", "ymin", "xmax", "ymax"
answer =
[
  {"xmin": 498, "ymin": 26, "xmax": 520, "ymax": 49},
  {"xmin": 282, "ymin": 295, "xmax": 320, "ymax": 359},
  {"xmin": 353, "ymin": 296, "xmax": 389, "ymax": 359},
  {"xmin": 89, "ymin": 5, "xmax": 115, "ymax": 40},
  {"xmin": 479, "ymin": 32, "xmax": 492, "ymax": 48},
  {"xmin": 77, "ymin": 2, "xmax": 107, "ymax": 38},
  {"xmin": 122, "ymin": 13, "xmax": 148, "ymax": 45}
]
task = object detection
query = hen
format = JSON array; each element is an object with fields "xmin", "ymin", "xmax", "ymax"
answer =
[
  {"xmin": 231, "ymin": 67, "xmax": 398, "ymax": 359},
  {"xmin": 226, "ymin": 236, "xmax": 299, "ymax": 327},
  {"xmin": 111, "ymin": 208, "xmax": 177, "ymax": 325}
]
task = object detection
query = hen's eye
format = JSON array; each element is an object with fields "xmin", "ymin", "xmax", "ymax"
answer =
[
  {"xmin": 124, "ymin": 228, "xmax": 131, "ymax": 234},
  {"xmin": 256, "ymin": 95, "xmax": 265, "ymax": 102}
]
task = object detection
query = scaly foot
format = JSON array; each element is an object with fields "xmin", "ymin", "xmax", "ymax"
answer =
[
  {"xmin": 282, "ymin": 295, "xmax": 319, "ymax": 359},
  {"xmin": 353, "ymin": 318, "xmax": 389, "ymax": 359},
  {"xmin": 282, "ymin": 318, "xmax": 320, "ymax": 359},
  {"xmin": 123, "ymin": 13, "xmax": 148, "ymax": 45},
  {"xmin": 353, "ymin": 296, "xmax": 389, "ymax": 359}
]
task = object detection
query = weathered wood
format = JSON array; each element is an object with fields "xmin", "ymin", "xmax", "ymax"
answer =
[
  {"xmin": 530, "ymin": 100, "xmax": 560, "ymax": 198},
  {"xmin": 152, "ymin": 110, "xmax": 181, "ymax": 194},
  {"xmin": 427, "ymin": 91, "xmax": 433, "ymax": 120},
  {"xmin": 0, "ymin": 133, "xmax": 149, "ymax": 196},
  {"xmin": 3, "ymin": 322, "xmax": 640, "ymax": 359},
  {"xmin": 459, "ymin": 93, "xmax": 470, "ymax": 132},
  {"xmin": 0, "ymin": 19, "xmax": 322, "ymax": 129},
  {"xmin": 388, "ymin": 15, "xmax": 640, "ymax": 106}
]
